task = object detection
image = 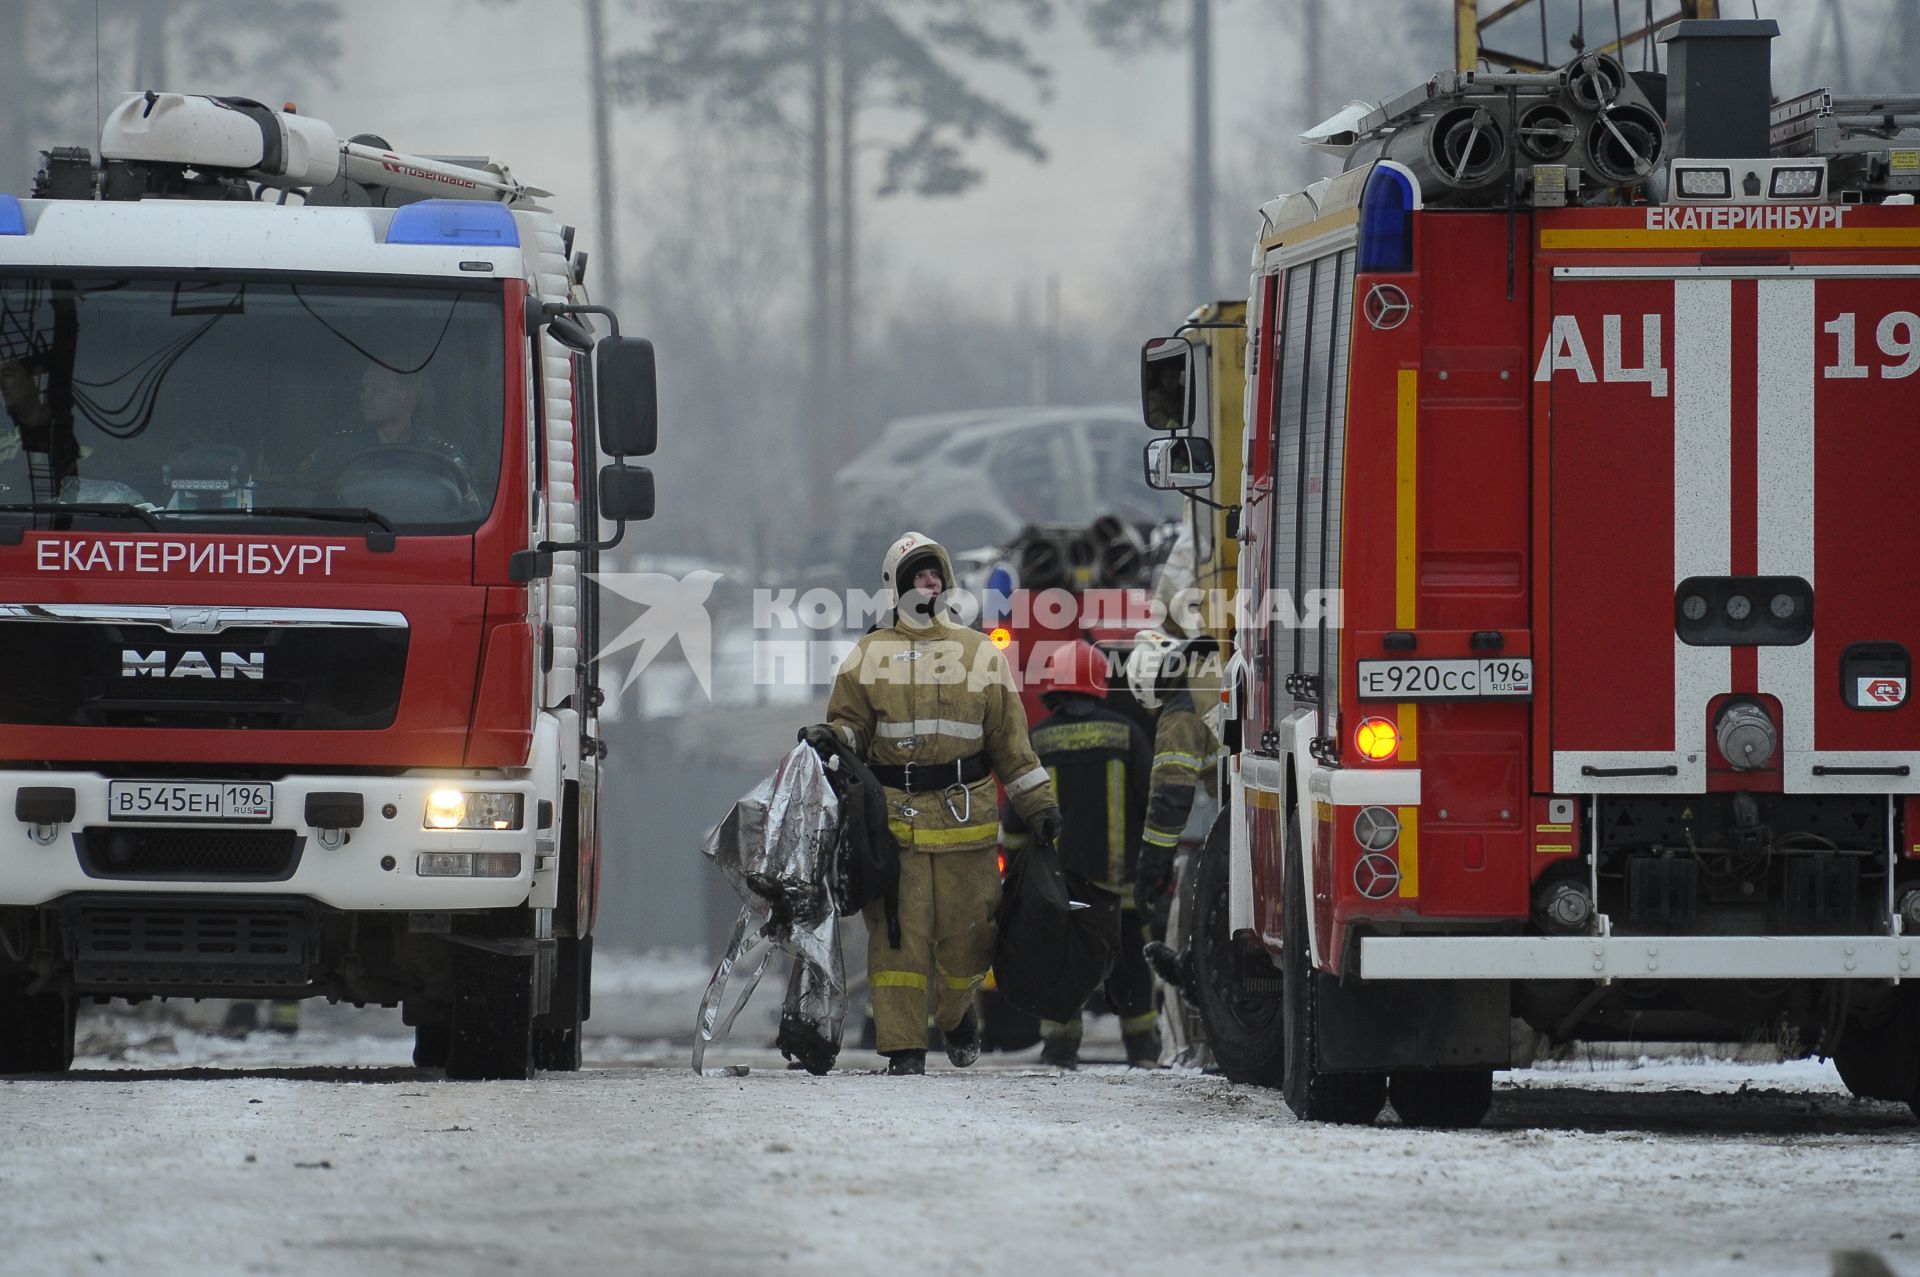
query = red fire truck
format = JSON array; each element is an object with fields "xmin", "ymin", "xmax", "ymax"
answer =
[
  {"xmin": 1143, "ymin": 20, "xmax": 1920, "ymax": 1125},
  {"xmin": 0, "ymin": 94, "xmax": 657, "ymax": 1079}
]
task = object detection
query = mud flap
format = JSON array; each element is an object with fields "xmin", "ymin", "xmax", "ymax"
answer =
[{"xmin": 1314, "ymin": 975, "xmax": 1511, "ymax": 1072}]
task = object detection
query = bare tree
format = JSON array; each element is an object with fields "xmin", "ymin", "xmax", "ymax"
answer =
[
  {"xmin": 612, "ymin": 0, "xmax": 1057, "ymax": 536},
  {"xmin": 1, "ymin": 0, "xmax": 341, "ymax": 186}
]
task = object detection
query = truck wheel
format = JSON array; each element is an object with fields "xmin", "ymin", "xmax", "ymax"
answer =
[
  {"xmin": 1189, "ymin": 814, "xmax": 1286, "ymax": 1085},
  {"xmin": 0, "ymin": 974, "xmax": 77, "ymax": 1075},
  {"xmin": 1281, "ymin": 827, "xmax": 1385, "ymax": 1124},
  {"xmin": 412, "ymin": 1020, "xmax": 452, "ymax": 1069},
  {"xmin": 1832, "ymin": 1006, "xmax": 1919, "ymax": 1104},
  {"xmin": 445, "ymin": 950, "xmax": 536, "ymax": 1080},
  {"xmin": 534, "ymin": 936, "xmax": 590, "ymax": 1072},
  {"xmin": 1389, "ymin": 1069, "xmax": 1494, "ymax": 1128}
]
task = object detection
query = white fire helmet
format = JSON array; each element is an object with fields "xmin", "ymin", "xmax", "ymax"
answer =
[{"xmin": 1126, "ymin": 628, "xmax": 1187, "ymax": 711}]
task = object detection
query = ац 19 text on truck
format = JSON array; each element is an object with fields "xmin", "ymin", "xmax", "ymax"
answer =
[
  {"xmin": 1143, "ymin": 20, "xmax": 1920, "ymax": 1125},
  {"xmin": 0, "ymin": 93, "xmax": 658, "ymax": 1079}
]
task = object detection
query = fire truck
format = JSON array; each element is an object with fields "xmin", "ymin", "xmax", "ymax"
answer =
[
  {"xmin": 1142, "ymin": 20, "xmax": 1920, "ymax": 1125},
  {"xmin": 0, "ymin": 94, "xmax": 657, "ymax": 1079}
]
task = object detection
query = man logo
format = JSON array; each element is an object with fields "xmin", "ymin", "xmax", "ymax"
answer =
[{"xmin": 121, "ymin": 649, "xmax": 265, "ymax": 680}]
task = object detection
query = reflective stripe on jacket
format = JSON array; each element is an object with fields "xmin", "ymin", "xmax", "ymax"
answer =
[{"xmin": 826, "ymin": 539, "xmax": 1054, "ymax": 854}]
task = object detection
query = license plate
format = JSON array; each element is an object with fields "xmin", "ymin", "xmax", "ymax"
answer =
[
  {"xmin": 1356, "ymin": 658, "xmax": 1534, "ymax": 701},
  {"xmin": 107, "ymin": 781, "xmax": 274, "ymax": 823}
]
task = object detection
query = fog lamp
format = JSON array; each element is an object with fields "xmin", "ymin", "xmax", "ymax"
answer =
[{"xmin": 416, "ymin": 851, "xmax": 523, "ymax": 878}]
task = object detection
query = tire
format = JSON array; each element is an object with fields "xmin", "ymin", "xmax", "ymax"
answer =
[
  {"xmin": 1281, "ymin": 826, "xmax": 1385, "ymax": 1124},
  {"xmin": 1390, "ymin": 1069, "xmax": 1494, "ymax": 1128},
  {"xmin": 1832, "ymin": 1006, "xmax": 1919, "ymax": 1104},
  {"xmin": 412, "ymin": 1020, "xmax": 452, "ymax": 1069},
  {"xmin": 1189, "ymin": 814, "xmax": 1286, "ymax": 1085},
  {"xmin": 0, "ymin": 974, "xmax": 76, "ymax": 1075},
  {"xmin": 445, "ymin": 949, "xmax": 536, "ymax": 1080},
  {"xmin": 534, "ymin": 936, "xmax": 590, "ymax": 1072}
]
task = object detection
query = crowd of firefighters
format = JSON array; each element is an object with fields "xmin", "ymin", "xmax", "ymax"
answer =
[{"xmin": 800, "ymin": 528, "xmax": 1221, "ymax": 1075}]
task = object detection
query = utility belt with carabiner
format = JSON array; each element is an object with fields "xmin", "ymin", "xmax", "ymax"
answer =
[{"xmin": 869, "ymin": 753, "xmax": 991, "ymax": 793}]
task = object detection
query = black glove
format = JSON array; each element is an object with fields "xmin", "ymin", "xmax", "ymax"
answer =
[
  {"xmin": 1134, "ymin": 844, "xmax": 1176, "ymax": 916},
  {"xmin": 1030, "ymin": 806, "xmax": 1063, "ymax": 849},
  {"xmin": 799, "ymin": 723, "xmax": 838, "ymax": 754}
]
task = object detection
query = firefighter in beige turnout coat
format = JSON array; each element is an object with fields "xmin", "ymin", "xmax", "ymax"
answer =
[{"xmin": 804, "ymin": 532, "xmax": 1060, "ymax": 1074}]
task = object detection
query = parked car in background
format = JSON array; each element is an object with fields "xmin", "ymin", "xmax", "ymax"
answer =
[{"xmin": 828, "ymin": 406, "xmax": 1176, "ymax": 571}]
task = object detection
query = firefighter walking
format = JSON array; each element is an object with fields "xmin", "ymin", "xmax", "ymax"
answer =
[
  {"xmin": 1000, "ymin": 640, "xmax": 1160, "ymax": 1068},
  {"xmin": 803, "ymin": 532, "xmax": 1060, "ymax": 1076},
  {"xmin": 1129, "ymin": 629, "xmax": 1223, "ymax": 941}
]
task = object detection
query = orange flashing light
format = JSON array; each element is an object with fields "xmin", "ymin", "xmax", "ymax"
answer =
[
  {"xmin": 989, "ymin": 626, "xmax": 1012, "ymax": 649},
  {"xmin": 1354, "ymin": 716, "xmax": 1399, "ymax": 762}
]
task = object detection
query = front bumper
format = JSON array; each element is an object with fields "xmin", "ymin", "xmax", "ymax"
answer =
[
  {"xmin": 0, "ymin": 769, "xmax": 540, "ymax": 911},
  {"xmin": 1361, "ymin": 933, "xmax": 1916, "ymax": 982}
]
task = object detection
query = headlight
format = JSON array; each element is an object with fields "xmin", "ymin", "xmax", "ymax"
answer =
[
  {"xmin": 1768, "ymin": 165, "xmax": 1823, "ymax": 198},
  {"xmin": 1675, "ymin": 165, "xmax": 1731, "ymax": 199},
  {"xmin": 424, "ymin": 789, "xmax": 524, "ymax": 831}
]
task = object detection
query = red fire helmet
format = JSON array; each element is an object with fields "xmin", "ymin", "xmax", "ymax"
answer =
[{"xmin": 1035, "ymin": 639, "xmax": 1111, "ymax": 700}]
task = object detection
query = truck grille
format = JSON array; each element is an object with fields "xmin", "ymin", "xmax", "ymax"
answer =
[
  {"xmin": 0, "ymin": 617, "xmax": 408, "ymax": 730},
  {"xmin": 65, "ymin": 897, "xmax": 318, "ymax": 990},
  {"xmin": 76, "ymin": 828, "xmax": 303, "ymax": 882}
]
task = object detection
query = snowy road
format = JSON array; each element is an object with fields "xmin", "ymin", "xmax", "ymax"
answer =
[{"xmin": 4, "ymin": 1016, "xmax": 1918, "ymax": 1277}]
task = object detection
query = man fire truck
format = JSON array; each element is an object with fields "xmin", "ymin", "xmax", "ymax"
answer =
[
  {"xmin": 0, "ymin": 93, "xmax": 657, "ymax": 1079},
  {"xmin": 1143, "ymin": 20, "xmax": 1920, "ymax": 1125}
]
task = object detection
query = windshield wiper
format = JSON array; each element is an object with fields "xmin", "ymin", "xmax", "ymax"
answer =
[
  {"xmin": 0, "ymin": 502, "xmax": 163, "ymax": 537},
  {"xmin": 169, "ymin": 506, "xmax": 400, "ymax": 552}
]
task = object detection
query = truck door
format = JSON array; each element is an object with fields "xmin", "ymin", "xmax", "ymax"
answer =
[{"xmin": 1543, "ymin": 271, "xmax": 1920, "ymax": 795}]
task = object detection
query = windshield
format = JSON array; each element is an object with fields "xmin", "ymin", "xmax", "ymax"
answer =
[{"xmin": 0, "ymin": 275, "xmax": 506, "ymax": 532}]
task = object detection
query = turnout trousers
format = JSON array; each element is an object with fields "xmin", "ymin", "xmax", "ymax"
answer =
[{"xmin": 864, "ymin": 846, "xmax": 1001, "ymax": 1054}]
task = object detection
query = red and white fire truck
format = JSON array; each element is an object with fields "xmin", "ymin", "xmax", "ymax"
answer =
[
  {"xmin": 0, "ymin": 94, "xmax": 657, "ymax": 1078},
  {"xmin": 1143, "ymin": 19, "xmax": 1920, "ymax": 1125}
]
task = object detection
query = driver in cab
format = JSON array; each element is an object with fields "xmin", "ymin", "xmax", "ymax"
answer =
[{"xmin": 300, "ymin": 365, "xmax": 471, "ymax": 496}]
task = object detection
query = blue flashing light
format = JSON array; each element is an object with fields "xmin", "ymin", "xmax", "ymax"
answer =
[
  {"xmin": 0, "ymin": 194, "xmax": 25, "ymax": 236},
  {"xmin": 985, "ymin": 564, "xmax": 1016, "ymax": 625},
  {"xmin": 1357, "ymin": 166, "xmax": 1415, "ymax": 273},
  {"xmin": 386, "ymin": 199, "xmax": 519, "ymax": 248}
]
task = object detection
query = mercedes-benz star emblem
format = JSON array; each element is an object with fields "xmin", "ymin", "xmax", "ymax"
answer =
[
  {"xmin": 1363, "ymin": 283, "xmax": 1412, "ymax": 330},
  {"xmin": 1354, "ymin": 852, "xmax": 1401, "ymax": 900}
]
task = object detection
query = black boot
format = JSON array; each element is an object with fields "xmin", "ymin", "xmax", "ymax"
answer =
[
  {"xmin": 944, "ymin": 1009, "xmax": 981, "ymax": 1068},
  {"xmin": 883, "ymin": 1049, "xmax": 926, "ymax": 1076},
  {"xmin": 1123, "ymin": 1023, "xmax": 1165, "ymax": 1069},
  {"xmin": 1143, "ymin": 942, "xmax": 1192, "ymax": 995}
]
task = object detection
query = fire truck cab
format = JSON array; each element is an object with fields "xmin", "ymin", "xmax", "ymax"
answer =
[
  {"xmin": 1145, "ymin": 20, "xmax": 1920, "ymax": 1125},
  {"xmin": 0, "ymin": 94, "xmax": 657, "ymax": 1079}
]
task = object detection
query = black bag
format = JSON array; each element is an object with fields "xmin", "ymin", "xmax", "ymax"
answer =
[
  {"xmin": 818, "ymin": 737, "xmax": 902, "ymax": 947},
  {"xmin": 991, "ymin": 840, "xmax": 1116, "ymax": 1022}
]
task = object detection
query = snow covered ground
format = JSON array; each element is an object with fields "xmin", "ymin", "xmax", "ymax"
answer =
[{"xmin": 2, "ymin": 954, "xmax": 1915, "ymax": 1277}]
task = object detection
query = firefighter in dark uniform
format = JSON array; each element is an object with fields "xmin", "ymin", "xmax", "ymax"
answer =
[
  {"xmin": 1000, "ymin": 640, "xmax": 1160, "ymax": 1068},
  {"xmin": 1129, "ymin": 629, "xmax": 1222, "ymax": 941}
]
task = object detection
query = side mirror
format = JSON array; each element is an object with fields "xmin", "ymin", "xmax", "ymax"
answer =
[
  {"xmin": 1143, "ymin": 435, "xmax": 1215, "ymax": 492},
  {"xmin": 595, "ymin": 337, "xmax": 658, "ymax": 458},
  {"xmin": 599, "ymin": 463, "xmax": 655, "ymax": 522},
  {"xmin": 1140, "ymin": 335, "xmax": 1196, "ymax": 431}
]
